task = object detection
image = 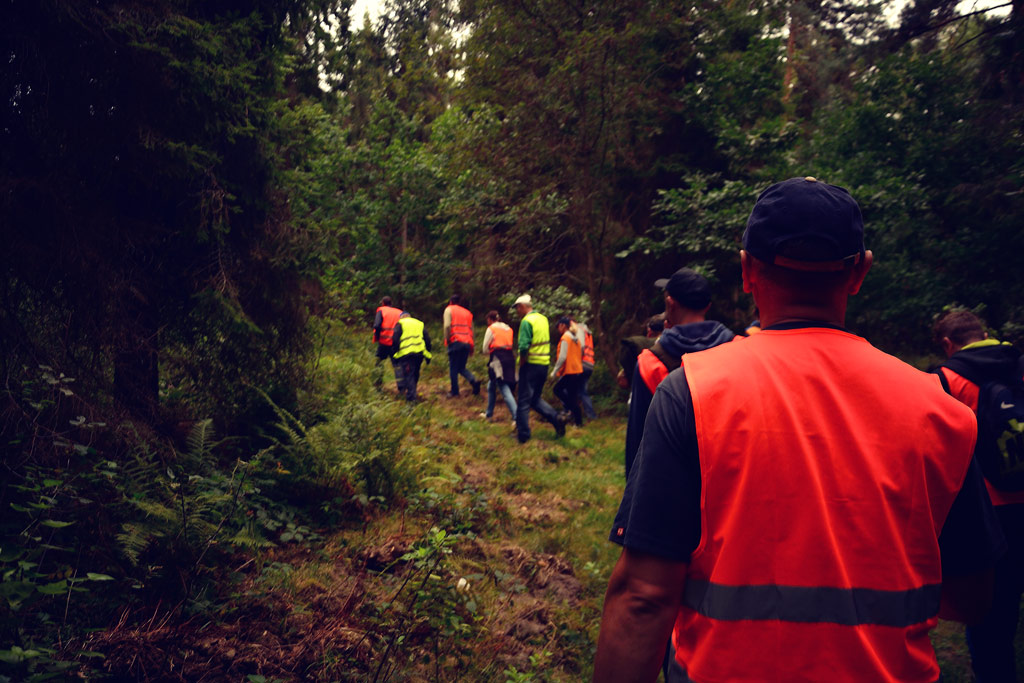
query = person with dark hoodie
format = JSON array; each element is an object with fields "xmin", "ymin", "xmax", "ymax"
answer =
[
  {"xmin": 624, "ymin": 268, "xmax": 735, "ymax": 478},
  {"xmin": 934, "ymin": 309, "xmax": 1024, "ymax": 683}
]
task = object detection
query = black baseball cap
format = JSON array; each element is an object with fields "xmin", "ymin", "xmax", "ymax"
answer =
[
  {"xmin": 744, "ymin": 177, "xmax": 865, "ymax": 271},
  {"xmin": 654, "ymin": 268, "xmax": 711, "ymax": 310}
]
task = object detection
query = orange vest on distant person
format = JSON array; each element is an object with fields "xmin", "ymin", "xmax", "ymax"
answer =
[
  {"xmin": 582, "ymin": 330, "xmax": 595, "ymax": 366},
  {"xmin": 374, "ymin": 306, "xmax": 402, "ymax": 346},
  {"xmin": 636, "ymin": 348, "xmax": 668, "ymax": 395},
  {"xmin": 675, "ymin": 328, "xmax": 977, "ymax": 683},
  {"xmin": 556, "ymin": 331, "xmax": 583, "ymax": 377},
  {"xmin": 445, "ymin": 304, "xmax": 474, "ymax": 346},
  {"xmin": 487, "ymin": 322, "xmax": 514, "ymax": 352}
]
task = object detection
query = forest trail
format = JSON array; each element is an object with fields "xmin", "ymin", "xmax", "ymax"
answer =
[{"xmin": 90, "ymin": 351, "xmax": 627, "ymax": 681}]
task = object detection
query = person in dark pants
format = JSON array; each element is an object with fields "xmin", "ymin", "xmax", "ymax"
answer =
[
  {"xmin": 624, "ymin": 268, "xmax": 735, "ymax": 477},
  {"xmin": 392, "ymin": 312, "xmax": 432, "ymax": 403},
  {"xmin": 551, "ymin": 317, "xmax": 584, "ymax": 427},
  {"xmin": 513, "ymin": 294, "xmax": 564, "ymax": 443},
  {"xmin": 372, "ymin": 296, "xmax": 405, "ymax": 392},
  {"xmin": 934, "ymin": 309, "xmax": 1024, "ymax": 683},
  {"xmin": 443, "ymin": 294, "xmax": 480, "ymax": 397}
]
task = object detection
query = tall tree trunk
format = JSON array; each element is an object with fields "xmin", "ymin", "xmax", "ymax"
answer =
[{"xmin": 113, "ymin": 286, "xmax": 159, "ymax": 419}]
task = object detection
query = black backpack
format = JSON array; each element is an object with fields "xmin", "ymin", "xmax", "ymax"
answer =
[{"xmin": 937, "ymin": 351, "xmax": 1024, "ymax": 491}]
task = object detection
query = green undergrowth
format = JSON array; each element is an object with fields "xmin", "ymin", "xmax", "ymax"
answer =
[
  {"xmin": 7, "ymin": 322, "xmax": 1021, "ymax": 681},
  {"xmin": 234, "ymin": 323, "xmax": 630, "ymax": 680}
]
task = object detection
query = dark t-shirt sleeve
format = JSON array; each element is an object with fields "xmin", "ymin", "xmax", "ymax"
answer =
[
  {"xmin": 609, "ymin": 368, "xmax": 702, "ymax": 561},
  {"xmin": 938, "ymin": 456, "xmax": 1006, "ymax": 577}
]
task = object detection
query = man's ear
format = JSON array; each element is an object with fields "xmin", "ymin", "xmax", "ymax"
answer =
[
  {"xmin": 740, "ymin": 250, "xmax": 753, "ymax": 294},
  {"xmin": 847, "ymin": 250, "xmax": 873, "ymax": 295},
  {"xmin": 941, "ymin": 336, "xmax": 957, "ymax": 358}
]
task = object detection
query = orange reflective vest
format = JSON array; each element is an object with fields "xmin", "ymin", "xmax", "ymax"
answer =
[
  {"xmin": 374, "ymin": 306, "xmax": 402, "ymax": 346},
  {"xmin": 675, "ymin": 328, "xmax": 977, "ymax": 682},
  {"xmin": 556, "ymin": 331, "xmax": 583, "ymax": 377},
  {"xmin": 487, "ymin": 322, "xmax": 514, "ymax": 352},
  {"xmin": 582, "ymin": 330, "xmax": 595, "ymax": 367},
  {"xmin": 445, "ymin": 304, "xmax": 474, "ymax": 346},
  {"xmin": 636, "ymin": 348, "xmax": 668, "ymax": 395},
  {"xmin": 939, "ymin": 365, "xmax": 1024, "ymax": 506}
]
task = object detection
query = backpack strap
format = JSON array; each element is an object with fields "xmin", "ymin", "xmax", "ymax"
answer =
[
  {"xmin": 935, "ymin": 367, "xmax": 952, "ymax": 395},
  {"xmin": 649, "ymin": 341, "xmax": 681, "ymax": 373}
]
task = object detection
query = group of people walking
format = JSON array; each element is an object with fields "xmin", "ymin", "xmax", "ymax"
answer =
[
  {"xmin": 373, "ymin": 176, "xmax": 1024, "ymax": 682},
  {"xmin": 371, "ymin": 294, "xmax": 597, "ymax": 444},
  {"xmin": 594, "ymin": 177, "xmax": 1023, "ymax": 683}
]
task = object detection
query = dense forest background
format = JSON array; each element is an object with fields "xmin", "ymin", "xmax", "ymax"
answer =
[{"xmin": 2, "ymin": 0, "xmax": 1023, "ymax": 679}]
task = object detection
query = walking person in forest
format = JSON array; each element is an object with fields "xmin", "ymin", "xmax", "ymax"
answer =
[
  {"xmin": 574, "ymin": 318, "xmax": 598, "ymax": 420},
  {"xmin": 934, "ymin": 309, "xmax": 1024, "ymax": 683},
  {"xmin": 373, "ymin": 296, "xmax": 405, "ymax": 392},
  {"xmin": 617, "ymin": 315, "xmax": 664, "ymax": 389},
  {"xmin": 392, "ymin": 311, "xmax": 432, "ymax": 404},
  {"xmin": 624, "ymin": 268, "xmax": 735, "ymax": 477},
  {"xmin": 513, "ymin": 294, "xmax": 565, "ymax": 443},
  {"xmin": 594, "ymin": 177, "xmax": 1004, "ymax": 683},
  {"xmin": 443, "ymin": 294, "xmax": 481, "ymax": 398},
  {"xmin": 551, "ymin": 317, "xmax": 584, "ymax": 427},
  {"xmin": 481, "ymin": 310, "xmax": 517, "ymax": 421}
]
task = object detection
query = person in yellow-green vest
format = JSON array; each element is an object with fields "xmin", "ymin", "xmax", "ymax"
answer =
[
  {"xmin": 392, "ymin": 312, "xmax": 432, "ymax": 404},
  {"xmin": 513, "ymin": 294, "xmax": 565, "ymax": 443}
]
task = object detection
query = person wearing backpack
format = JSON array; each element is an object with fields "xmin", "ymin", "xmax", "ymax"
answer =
[
  {"xmin": 595, "ymin": 178, "xmax": 1003, "ymax": 683},
  {"xmin": 935, "ymin": 309, "xmax": 1024, "ymax": 683},
  {"xmin": 623, "ymin": 268, "xmax": 735, "ymax": 478}
]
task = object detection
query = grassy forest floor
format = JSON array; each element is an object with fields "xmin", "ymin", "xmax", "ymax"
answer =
[{"xmin": 84, "ymin": 327, "xmax": 1018, "ymax": 681}]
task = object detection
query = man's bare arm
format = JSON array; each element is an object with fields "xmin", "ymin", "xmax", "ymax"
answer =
[{"xmin": 593, "ymin": 548, "xmax": 688, "ymax": 682}]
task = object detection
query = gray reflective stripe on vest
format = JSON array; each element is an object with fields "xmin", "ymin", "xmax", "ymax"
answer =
[{"xmin": 682, "ymin": 579, "xmax": 941, "ymax": 627}]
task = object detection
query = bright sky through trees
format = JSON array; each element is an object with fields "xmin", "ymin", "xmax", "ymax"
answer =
[{"xmin": 349, "ymin": 0, "xmax": 1010, "ymax": 30}]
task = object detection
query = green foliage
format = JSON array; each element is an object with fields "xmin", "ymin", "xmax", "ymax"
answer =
[
  {"xmin": 114, "ymin": 421, "xmax": 275, "ymax": 583},
  {"xmin": 504, "ymin": 651, "xmax": 554, "ymax": 683},
  {"xmin": 0, "ymin": 367, "xmax": 120, "ymax": 680},
  {"xmin": 370, "ymin": 527, "xmax": 481, "ymax": 681},
  {"xmin": 259, "ymin": 383, "xmax": 414, "ymax": 508},
  {"xmin": 805, "ymin": 24, "xmax": 1024, "ymax": 352},
  {"xmin": 504, "ymin": 286, "xmax": 593, "ymax": 326}
]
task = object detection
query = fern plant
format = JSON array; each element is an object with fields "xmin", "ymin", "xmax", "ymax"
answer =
[{"xmin": 115, "ymin": 420, "xmax": 272, "ymax": 596}]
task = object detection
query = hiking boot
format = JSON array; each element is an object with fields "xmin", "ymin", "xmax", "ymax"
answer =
[
  {"xmin": 554, "ymin": 419, "xmax": 566, "ymax": 438},
  {"xmin": 446, "ymin": 391, "xmax": 459, "ymax": 398},
  {"xmin": 471, "ymin": 379, "xmax": 481, "ymax": 395}
]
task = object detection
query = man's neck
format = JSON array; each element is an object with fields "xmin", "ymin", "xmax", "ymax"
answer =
[
  {"xmin": 668, "ymin": 311, "xmax": 706, "ymax": 328},
  {"xmin": 759, "ymin": 302, "xmax": 846, "ymax": 329}
]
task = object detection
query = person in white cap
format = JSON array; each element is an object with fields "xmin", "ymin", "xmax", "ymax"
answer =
[{"xmin": 513, "ymin": 294, "xmax": 564, "ymax": 443}]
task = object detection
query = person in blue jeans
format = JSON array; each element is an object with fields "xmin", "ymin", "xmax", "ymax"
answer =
[
  {"xmin": 481, "ymin": 310, "xmax": 517, "ymax": 420},
  {"xmin": 513, "ymin": 294, "xmax": 564, "ymax": 443},
  {"xmin": 443, "ymin": 294, "xmax": 481, "ymax": 397},
  {"xmin": 575, "ymin": 319, "xmax": 598, "ymax": 420}
]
